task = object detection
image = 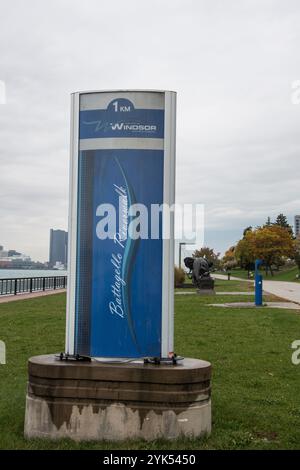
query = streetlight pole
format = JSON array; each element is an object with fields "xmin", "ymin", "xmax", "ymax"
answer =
[{"xmin": 179, "ymin": 242, "xmax": 186, "ymax": 269}]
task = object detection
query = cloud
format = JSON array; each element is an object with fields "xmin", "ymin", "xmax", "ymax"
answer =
[{"xmin": 0, "ymin": 0, "xmax": 300, "ymax": 259}]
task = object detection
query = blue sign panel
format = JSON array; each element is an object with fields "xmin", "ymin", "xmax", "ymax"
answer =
[
  {"xmin": 71, "ymin": 93, "xmax": 167, "ymax": 358},
  {"xmin": 75, "ymin": 149, "xmax": 164, "ymax": 357}
]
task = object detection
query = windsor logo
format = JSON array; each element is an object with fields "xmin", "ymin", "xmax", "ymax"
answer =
[
  {"xmin": 0, "ymin": 340, "xmax": 6, "ymax": 365},
  {"xmin": 0, "ymin": 80, "xmax": 6, "ymax": 104},
  {"xmin": 83, "ymin": 120, "xmax": 157, "ymax": 134},
  {"xmin": 111, "ymin": 122, "xmax": 156, "ymax": 132}
]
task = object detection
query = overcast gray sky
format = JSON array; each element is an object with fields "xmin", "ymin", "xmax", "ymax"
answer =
[{"xmin": 0, "ymin": 0, "xmax": 300, "ymax": 261}]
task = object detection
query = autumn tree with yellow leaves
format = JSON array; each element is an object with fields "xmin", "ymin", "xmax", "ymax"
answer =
[{"xmin": 238, "ymin": 225, "xmax": 294, "ymax": 276}]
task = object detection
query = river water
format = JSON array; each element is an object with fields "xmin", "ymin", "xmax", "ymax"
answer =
[{"xmin": 0, "ymin": 269, "xmax": 67, "ymax": 279}]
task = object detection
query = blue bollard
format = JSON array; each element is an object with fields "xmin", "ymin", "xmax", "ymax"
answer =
[{"xmin": 255, "ymin": 259, "xmax": 263, "ymax": 306}]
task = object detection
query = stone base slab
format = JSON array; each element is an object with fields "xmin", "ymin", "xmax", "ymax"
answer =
[
  {"xmin": 24, "ymin": 355, "xmax": 211, "ymax": 441},
  {"xmin": 197, "ymin": 289, "xmax": 216, "ymax": 296}
]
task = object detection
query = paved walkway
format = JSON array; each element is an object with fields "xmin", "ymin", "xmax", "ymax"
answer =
[
  {"xmin": 213, "ymin": 273, "xmax": 300, "ymax": 304},
  {"xmin": 262, "ymin": 281, "xmax": 300, "ymax": 304},
  {"xmin": 212, "ymin": 273, "xmax": 252, "ymax": 282},
  {"xmin": 0, "ymin": 289, "xmax": 66, "ymax": 304},
  {"xmin": 209, "ymin": 301, "xmax": 300, "ymax": 310},
  {"xmin": 175, "ymin": 291, "xmax": 253, "ymax": 296}
]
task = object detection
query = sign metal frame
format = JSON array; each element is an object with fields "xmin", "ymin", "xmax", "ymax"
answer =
[{"xmin": 66, "ymin": 90, "xmax": 176, "ymax": 358}]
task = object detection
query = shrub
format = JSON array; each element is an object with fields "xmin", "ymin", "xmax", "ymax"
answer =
[{"xmin": 174, "ymin": 266, "xmax": 185, "ymax": 287}]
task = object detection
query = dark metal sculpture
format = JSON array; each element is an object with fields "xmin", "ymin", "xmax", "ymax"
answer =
[{"xmin": 184, "ymin": 257, "xmax": 215, "ymax": 293}]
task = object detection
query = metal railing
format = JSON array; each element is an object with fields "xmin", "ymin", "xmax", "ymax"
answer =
[{"xmin": 0, "ymin": 276, "xmax": 67, "ymax": 296}]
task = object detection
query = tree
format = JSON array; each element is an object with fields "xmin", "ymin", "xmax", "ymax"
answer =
[
  {"xmin": 223, "ymin": 246, "xmax": 235, "ymax": 262},
  {"xmin": 221, "ymin": 246, "xmax": 236, "ymax": 271},
  {"xmin": 192, "ymin": 246, "xmax": 221, "ymax": 269},
  {"xmin": 235, "ymin": 237, "xmax": 255, "ymax": 278},
  {"xmin": 222, "ymin": 259, "xmax": 238, "ymax": 271},
  {"xmin": 265, "ymin": 217, "xmax": 271, "ymax": 226},
  {"xmin": 275, "ymin": 213, "xmax": 289, "ymax": 228},
  {"xmin": 243, "ymin": 226, "xmax": 252, "ymax": 237},
  {"xmin": 274, "ymin": 213, "xmax": 294, "ymax": 238},
  {"xmin": 244, "ymin": 225, "xmax": 295, "ymax": 276}
]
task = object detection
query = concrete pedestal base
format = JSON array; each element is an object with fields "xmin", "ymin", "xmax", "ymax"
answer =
[
  {"xmin": 24, "ymin": 355, "xmax": 211, "ymax": 441},
  {"xmin": 197, "ymin": 289, "xmax": 215, "ymax": 296},
  {"xmin": 196, "ymin": 278, "xmax": 215, "ymax": 296}
]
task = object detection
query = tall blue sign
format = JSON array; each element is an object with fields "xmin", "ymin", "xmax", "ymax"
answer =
[{"xmin": 66, "ymin": 91, "xmax": 176, "ymax": 358}]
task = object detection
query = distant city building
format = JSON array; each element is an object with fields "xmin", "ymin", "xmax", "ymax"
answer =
[
  {"xmin": 0, "ymin": 244, "xmax": 31, "ymax": 267},
  {"xmin": 0, "ymin": 248, "xmax": 8, "ymax": 258},
  {"xmin": 49, "ymin": 229, "xmax": 68, "ymax": 268},
  {"xmin": 295, "ymin": 215, "xmax": 300, "ymax": 238},
  {"xmin": 53, "ymin": 261, "xmax": 66, "ymax": 270},
  {"xmin": 7, "ymin": 250, "xmax": 21, "ymax": 257}
]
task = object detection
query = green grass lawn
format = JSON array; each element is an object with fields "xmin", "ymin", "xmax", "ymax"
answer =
[
  {"xmin": 176, "ymin": 280, "xmax": 252, "ymax": 293},
  {"xmin": 1, "ymin": 291, "xmax": 300, "ymax": 449},
  {"xmin": 214, "ymin": 279, "xmax": 253, "ymax": 292},
  {"xmin": 216, "ymin": 269, "xmax": 253, "ymax": 280},
  {"xmin": 181, "ymin": 275, "xmax": 254, "ymax": 292},
  {"xmin": 268, "ymin": 266, "xmax": 300, "ymax": 282}
]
